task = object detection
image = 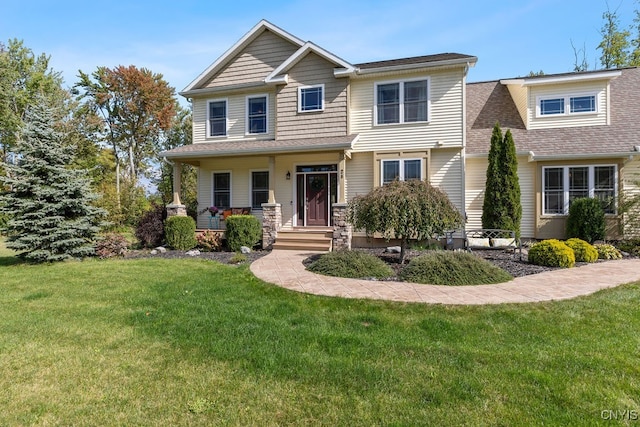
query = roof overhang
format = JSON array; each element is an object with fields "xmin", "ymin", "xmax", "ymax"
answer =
[
  {"xmin": 353, "ymin": 57, "xmax": 477, "ymax": 78},
  {"xmin": 500, "ymin": 70, "xmax": 622, "ymax": 87},
  {"xmin": 161, "ymin": 135, "xmax": 359, "ymax": 160}
]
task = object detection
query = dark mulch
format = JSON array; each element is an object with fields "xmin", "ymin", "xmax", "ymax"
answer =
[
  {"xmin": 123, "ymin": 248, "xmax": 270, "ymax": 265},
  {"xmin": 304, "ymin": 248, "xmax": 562, "ymax": 281}
]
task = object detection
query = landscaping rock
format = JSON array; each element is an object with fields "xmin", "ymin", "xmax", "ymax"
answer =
[
  {"xmin": 155, "ymin": 246, "xmax": 167, "ymax": 254},
  {"xmin": 150, "ymin": 249, "xmax": 158, "ymax": 255},
  {"xmin": 185, "ymin": 249, "xmax": 201, "ymax": 256},
  {"xmin": 240, "ymin": 246, "xmax": 252, "ymax": 254},
  {"xmin": 385, "ymin": 246, "xmax": 401, "ymax": 253}
]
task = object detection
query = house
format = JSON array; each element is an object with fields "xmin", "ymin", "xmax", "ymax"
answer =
[
  {"xmin": 161, "ymin": 19, "xmax": 640, "ymax": 249},
  {"xmin": 162, "ymin": 20, "xmax": 477, "ymax": 250},
  {"xmin": 466, "ymin": 67, "xmax": 640, "ymax": 239}
]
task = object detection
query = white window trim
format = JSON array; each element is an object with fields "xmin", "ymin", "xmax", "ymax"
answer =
[
  {"xmin": 381, "ymin": 158, "xmax": 423, "ymax": 185},
  {"xmin": 541, "ymin": 164, "xmax": 617, "ymax": 216},
  {"xmin": 249, "ymin": 169, "xmax": 269, "ymax": 210},
  {"xmin": 207, "ymin": 98, "xmax": 228, "ymax": 138},
  {"xmin": 245, "ymin": 94, "xmax": 269, "ymax": 135},
  {"xmin": 374, "ymin": 77, "xmax": 431, "ymax": 126},
  {"xmin": 535, "ymin": 92, "xmax": 598, "ymax": 118},
  {"xmin": 297, "ymin": 84, "xmax": 325, "ymax": 113},
  {"xmin": 211, "ymin": 170, "xmax": 232, "ymax": 209}
]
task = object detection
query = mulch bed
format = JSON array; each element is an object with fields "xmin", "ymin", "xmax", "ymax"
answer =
[
  {"xmin": 123, "ymin": 246, "xmax": 618, "ymax": 281},
  {"xmin": 123, "ymin": 248, "xmax": 270, "ymax": 265}
]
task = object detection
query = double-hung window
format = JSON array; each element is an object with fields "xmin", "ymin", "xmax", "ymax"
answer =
[
  {"xmin": 381, "ymin": 159, "xmax": 422, "ymax": 185},
  {"xmin": 251, "ymin": 171, "xmax": 269, "ymax": 209},
  {"xmin": 247, "ymin": 95, "xmax": 267, "ymax": 134},
  {"xmin": 375, "ymin": 79, "xmax": 429, "ymax": 125},
  {"xmin": 212, "ymin": 172, "xmax": 231, "ymax": 209},
  {"xmin": 298, "ymin": 84, "xmax": 324, "ymax": 112},
  {"xmin": 537, "ymin": 93, "xmax": 597, "ymax": 117},
  {"xmin": 208, "ymin": 99, "xmax": 227, "ymax": 137},
  {"xmin": 542, "ymin": 165, "xmax": 616, "ymax": 215}
]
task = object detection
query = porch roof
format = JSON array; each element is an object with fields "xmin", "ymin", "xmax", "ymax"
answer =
[{"xmin": 161, "ymin": 134, "xmax": 358, "ymax": 160}]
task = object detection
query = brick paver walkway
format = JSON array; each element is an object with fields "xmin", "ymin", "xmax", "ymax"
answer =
[{"xmin": 250, "ymin": 250, "xmax": 640, "ymax": 305}]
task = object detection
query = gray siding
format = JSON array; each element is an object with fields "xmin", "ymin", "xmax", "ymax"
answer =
[
  {"xmin": 275, "ymin": 52, "xmax": 348, "ymax": 140},
  {"xmin": 203, "ymin": 30, "xmax": 299, "ymax": 89}
]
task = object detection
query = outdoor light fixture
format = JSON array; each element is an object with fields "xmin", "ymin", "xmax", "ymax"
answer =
[{"xmin": 286, "ymin": 171, "xmax": 291, "ymax": 180}]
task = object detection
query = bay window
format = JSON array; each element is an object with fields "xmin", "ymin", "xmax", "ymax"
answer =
[{"xmin": 542, "ymin": 165, "xmax": 616, "ymax": 215}]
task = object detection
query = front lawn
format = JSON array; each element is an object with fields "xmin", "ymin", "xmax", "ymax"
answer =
[{"xmin": 0, "ymin": 254, "xmax": 639, "ymax": 425}]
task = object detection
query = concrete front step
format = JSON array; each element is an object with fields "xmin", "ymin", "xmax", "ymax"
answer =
[{"xmin": 273, "ymin": 229, "xmax": 332, "ymax": 251}]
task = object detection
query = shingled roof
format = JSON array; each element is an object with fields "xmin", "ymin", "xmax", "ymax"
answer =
[
  {"xmin": 466, "ymin": 67, "xmax": 640, "ymax": 157},
  {"xmin": 161, "ymin": 134, "xmax": 358, "ymax": 160},
  {"xmin": 356, "ymin": 53, "xmax": 476, "ymax": 70}
]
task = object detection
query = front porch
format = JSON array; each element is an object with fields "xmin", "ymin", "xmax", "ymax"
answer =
[{"xmin": 163, "ymin": 145, "xmax": 355, "ymax": 252}]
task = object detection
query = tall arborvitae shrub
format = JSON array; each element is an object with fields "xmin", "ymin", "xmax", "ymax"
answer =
[
  {"xmin": 481, "ymin": 123, "xmax": 522, "ymax": 237},
  {"xmin": 0, "ymin": 96, "xmax": 105, "ymax": 262}
]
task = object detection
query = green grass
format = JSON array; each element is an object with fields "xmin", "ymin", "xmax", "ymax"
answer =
[
  {"xmin": 308, "ymin": 250, "xmax": 394, "ymax": 279},
  {"xmin": 0, "ymin": 252, "xmax": 639, "ymax": 425},
  {"xmin": 400, "ymin": 251, "xmax": 513, "ymax": 285}
]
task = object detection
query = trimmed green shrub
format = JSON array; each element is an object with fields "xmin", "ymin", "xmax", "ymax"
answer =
[
  {"xmin": 164, "ymin": 216, "xmax": 197, "ymax": 250},
  {"xmin": 308, "ymin": 250, "xmax": 394, "ymax": 279},
  {"xmin": 399, "ymin": 251, "xmax": 512, "ymax": 285},
  {"xmin": 229, "ymin": 253, "xmax": 248, "ymax": 264},
  {"xmin": 225, "ymin": 215, "xmax": 261, "ymax": 252},
  {"xmin": 566, "ymin": 197, "xmax": 606, "ymax": 243},
  {"xmin": 196, "ymin": 230, "xmax": 222, "ymax": 252},
  {"xmin": 95, "ymin": 233, "xmax": 129, "ymax": 259},
  {"xmin": 528, "ymin": 239, "xmax": 575, "ymax": 268},
  {"xmin": 135, "ymin": 203, "xmax": 166, "ymax": 248},
  {"xmin": 594, "ymin": 243, "xmax": 622, "ymax": 260},
  {"xmin": 565, "ymin": 238, "xmax": 598, "ymax": 263}
]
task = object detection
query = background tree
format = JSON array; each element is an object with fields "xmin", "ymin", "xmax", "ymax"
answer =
[
  {"xmin": 0, "ymin": 39, "xmax": 66, "ymax": 168},
  {"xmin": 74, "ymin": 65, "xmax": 177, "ymax": 206},
  {"xmin": 156, "ymin": 105, "xmax": 197, "ymax": 217},
  {"xmin": 0, "ymin": 96, "xmax": 104, "ymax": 262},
  {"xmin": 481, "ymin": 123, "xmax": 522, "ymax": 237},
  {"xmin": 597, "ymin": 5, "xmax": 631, "ymax": 68},
  {"xmin": 348, "ymin": 180, "xmax": 464, "ymax": 264}
]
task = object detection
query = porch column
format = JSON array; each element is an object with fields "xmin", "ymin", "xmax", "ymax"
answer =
[
  {"xmin": 166, "ymin": 161, "xmax": 187, "ymax": 217},
  {"xmin": 339, "ymin": 152, "xmax": 346, "ymax": 203},
  {"xmin": 268, "ymin": 156, "xmax": 276, "ymax": 203},
  {"xmin": 172, "ymin": 161, "xmax": 182, "ymax": 205},
  {"xmin": 261, "ymin": 203, "xmax": 282, "ymax": 249},
  {"xmin": 332, "ymin": 203, "xmax": 352, "ymax": 250}
]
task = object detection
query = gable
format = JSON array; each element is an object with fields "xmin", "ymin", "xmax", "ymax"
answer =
[{"xmin": 201, "ymin": 29, "xmax": 301, "ymax": 89}]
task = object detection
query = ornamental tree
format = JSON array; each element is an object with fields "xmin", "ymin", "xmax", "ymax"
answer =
[
  {"xmin": 0, "ymin": 96, "xmax": 105, "ymax": 262},
  {"xmin": 348, "ymin": 179, "xmax": 464, "ymax": 264},
  {"xmin": 482, "ymin": 123, "xmax": 522, "ymax": 237}
]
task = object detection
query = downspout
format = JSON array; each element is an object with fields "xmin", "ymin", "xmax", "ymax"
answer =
[{"xmin": 460, "ymin": 63, "xmax": 470, "ymax": 233}]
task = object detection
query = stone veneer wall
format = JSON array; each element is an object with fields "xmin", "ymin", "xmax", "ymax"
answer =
[
  {"xmin": 166, "ymin": 204, "xmax": 187, "ymax": 217},
  {"xmin": 261, "ymin": 203, "xmax": 282, "ymax": 249},
  {"xmin": 331, "ymin": 203, "xmax": 352, "ymax": 250}
]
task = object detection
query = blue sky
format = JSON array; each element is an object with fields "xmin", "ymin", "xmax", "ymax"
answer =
[{"xmin": 1, "ymin": 0, "xmax": 637, "ymax": 97}]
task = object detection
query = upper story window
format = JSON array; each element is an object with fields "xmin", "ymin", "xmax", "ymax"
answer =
[
  {"xmin": 298, "ymin": 84, "xmax": 324, "ymax": 112},
  {"xmin": 381, "ymin": 159, "xmax": 422, "ymax": 185},
  {"xmin": 375, "ymin": 78, "xmax": 429, "ymax": 125},
  {"xmin": 537, "ymin": 93, "xmax": 597, "ymax": 117},
  {"xmin": 542, "ymin": 165, "xmax": 616, "ymax": 215},
  {"xmin": 208, "ymin": 99, "xmax": 227, "ymax": 137},
  {"xmin": 247, "ymin": 95, "xmax": 268, "ymax": 134}
]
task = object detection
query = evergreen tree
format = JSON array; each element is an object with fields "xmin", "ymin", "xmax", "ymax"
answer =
[
  {"xmin": 0, "ymin": 96, "xmax": 105, "ymax": 262},
  {"xmin": 481, "ymin": 123, "xmax": 522, "ymax": 238}
]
